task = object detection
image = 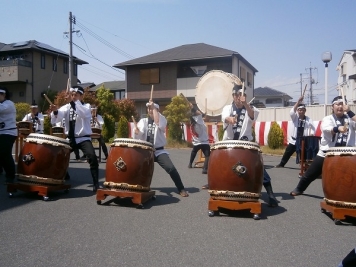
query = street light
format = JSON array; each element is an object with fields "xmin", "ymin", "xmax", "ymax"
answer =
[{"xmin": 322, "ymin": 51, "xmax": 332, "ymax": 116}]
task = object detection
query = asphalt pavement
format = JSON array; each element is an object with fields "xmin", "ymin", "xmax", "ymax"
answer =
[{"xmin": 0, "ymin": 148, "xmax": 355, "ymax": 267}]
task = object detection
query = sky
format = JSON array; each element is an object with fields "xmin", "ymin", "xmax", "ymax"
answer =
[{"xmin": 3, "ymin": 0, "xmax": 356, "ymax": 104}]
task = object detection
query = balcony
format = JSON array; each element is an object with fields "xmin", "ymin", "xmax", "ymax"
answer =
[{"xmin": 0, "ymin": 59, "xmax": 32, "ymax": 83}]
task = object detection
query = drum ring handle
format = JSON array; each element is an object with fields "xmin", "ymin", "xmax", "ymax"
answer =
[
  {"xmin": 114, "ymin": 157, "xmax": 126, "ymax": 171},
  {"xmin": 22, "ymin": 152, "xmax": 35, "ymax": 165},
  {"xmin": 232, "ymin": 161, "xmax": 247, "ymax": 176}
]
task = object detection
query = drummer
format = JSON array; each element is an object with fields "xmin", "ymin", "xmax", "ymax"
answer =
[
  {"xmin": 290, "ymin": 95, "xmax": 356, "ymax": 196},
  {"xmin": 222, "ymin": 84, "xmax": 278, "ymax": 207},
  {"xmin": 0, "ymin": 87, "xmax": 17, "ymax": 184},
  {"xmin": 22, "ymin": 100, "xmax": 44, "ymax": 134},
  {"xmin": 49, "ymin": 86, "xmax": 100, "ymax": 192},
  {"xmin": 275, "ymin": 95, "xmax": 315, "ymax": 168},
  {"xmin": 187, "ymin": 102, "xmax": 210, "ymax": 188},
  {"xmin": 133, "ymin": 100, "xmax": 189, "ymax": 197}
]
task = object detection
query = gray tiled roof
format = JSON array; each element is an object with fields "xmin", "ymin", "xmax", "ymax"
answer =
[
  {"xmin": 90, "ymin": 80, "xmax": 126, "ymax": 91},
  {"xmin": 255, "ymin": 87, "xmax": 292, "ymax": 99},
  {"xmin": 114, "ymin": 43, "xmax": 257, "ymax": 72},
  {"xmin": 0, "ymin": 40, "xmax": 87, "ymax": 64}
]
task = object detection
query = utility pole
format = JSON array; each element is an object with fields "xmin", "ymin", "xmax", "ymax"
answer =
[
  {"xmin": 64, "ymin": 12, "xmax": 80, "ymax": 88},
  {"xmin": 305, "ymin": 64, "xmax": 317, "ymax": 105}
]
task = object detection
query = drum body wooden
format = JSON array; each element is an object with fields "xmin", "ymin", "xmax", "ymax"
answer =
[
  {"xmin": 17, "ymin": 133, "xmax": 71, "ymax": 185},
  {"xmin": 322, "ymin": 147, "xmax": 356, "ymax": 207},
  {"xmin": 195, "ymin": 70, "xmax": 242, "ymax": 116},
  {"xmin": 17, "ymin": 121, "xmax": 33, "ymax": 135},
  {"xmin": 208, "ymin": 140, "xmax": 263, "ymax": 201},
  {"xmin": 50, "ymin": 126, "xmax": 65, "ymax": 138},
  {"xmin": 104, "ymin": 138, "xmax": 154, "ymax": 192}
]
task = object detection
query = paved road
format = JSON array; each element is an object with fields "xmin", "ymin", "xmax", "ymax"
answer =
[{"xmin": 0, "ymin": 148, "xmax": 354, "ymax": 267}]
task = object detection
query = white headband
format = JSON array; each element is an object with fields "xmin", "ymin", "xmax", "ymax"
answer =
[
  {"xmin": 146, "ymin": 102, "xmax": 159, "ymax": 109},
  {"xmin": 0, "ymin": 89, "xmax": 5, "ymax": 94}
]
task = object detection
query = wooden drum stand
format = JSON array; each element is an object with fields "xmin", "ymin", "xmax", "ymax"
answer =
[
  {"xmin": 208, "ymin": 198, "xmax": 261, "ymax": 220},
  {"xmin": 320, "ymin": 200, "xmax": 356, "ymax": 225},
  {"xmin": 15, "ymin": 121, "xmax": 33, "ymax": 162}
]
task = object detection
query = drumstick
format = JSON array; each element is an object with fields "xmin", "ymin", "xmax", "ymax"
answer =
[
  {"xmin": 150, "ymin": 85, "xmax": 154, "ymax": 101},
  {"xmin": 248, "ymin": 97, "xmax": 255, "ymax": 104},
  {"xmin": 205, "ymin": 98, "xmax": 207, "ymax": 114},
  {"xmin": 302, "ymin": 84, "xmax": 307, "ymax": 97},
  {"xmin": 340, "ymin": 86, "xmax": 346, "ymax": 106},
  {"xmin": 179, "ymin": 93, "xmax": 190, "ymax": 104},
  {"xmin": 241, "ymin": 81, "xmax": 245, "ymax": 96},
  {"xmin": 131, "ymin": 115, "xmax": 137, "ymax": 125},
  {"xmin": 43, "ymin": 94, "xmax": 53, "ymax": 105}
]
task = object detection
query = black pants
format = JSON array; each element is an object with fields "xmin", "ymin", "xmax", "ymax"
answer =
[
  {"xmin": 155, "ymin": 153, "xmax": 185, "ymax": 192},
  {"xmin": 297, "ymin": 155, "xmax": 324, "ymax": 192},
  {"xmin": 0, "ymin": 134, "xmax": 16, "ymax": 179},
  {"xmin": 189, "ymin": 144, "xmax": 210, "ymax": 170},
  {"xmin": 71, "ymin": 140, "xmax": 99, "ymax": 184},
  {"xmin": 98, "ymin": 136, "xmax": 108, "ymax": 157},
  {"xmin": 279, "ymin": 143, "xmax": 296, "ymax": 166}
]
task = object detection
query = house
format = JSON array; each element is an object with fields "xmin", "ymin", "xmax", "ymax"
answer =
[
  {"xmin": 253, "ymin": 87, "xmax": 292, "ymax": 108},
  {"xmin": 113, "ymin": 43, "xmax": 258, "ymax": 116},
  {"xmin": 337, "ymin": 49, "xmax": 356, "ymax": 103},
  {"xmin": 90, "ymin": 80, "xmax": 126, "ymax": 100},
  {"xmin": 0, "ymin": 40, "xmax": 87, "ymax": 106}
]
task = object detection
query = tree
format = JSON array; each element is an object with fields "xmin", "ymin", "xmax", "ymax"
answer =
[
  {"xmin": 114, "ymin": 98, "xmax": 139, "ymax": 122},
  {"xmin": 102, "ymin": 114, "xmax": 116, "ymax": 142},
  {"xmin": 162, "ymin": 95, "xmax": 190, "ymax": 141},
  {"xmin": 95, "ymin": 86, "xmax": 119, "ymax": 119}
]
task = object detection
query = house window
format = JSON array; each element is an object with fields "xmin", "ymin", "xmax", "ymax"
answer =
[
  {"xmin": 115, "ymin": 90, "xmax": 126, "ymax": 100},
  {"xmin": 266, "ymin": 98, "xmax": 282, "ymax": 104},
  {"xmin": 140, "ymin": 68, "xmax": 159, "ymax": 84},
  {"xmin": 73, "ymin": 63, "xmax": 77, "ymax": 76},
  {"xmin": 63, "ymin": 60, "xmax": 68, "ymax": 74},
  {"xmin": 53, "ymin": 57, "xmax": 57, "ymax": 72},
  {"xmin": 239, "ymin": 67, "xmax": 246, "ymax": 82},
  {"xmin": 41, "ymin": 54, "xmax": 45, "ymax": 69},
  {"xmin": 247, "ymin": 72, "xmax": 252, "ymax": 87}
]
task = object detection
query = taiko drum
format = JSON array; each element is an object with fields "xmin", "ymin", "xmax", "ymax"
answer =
[
  {"xmin": 104, "ymin": 138, "xmax": 154, "ymax": 192},
  {"xmin": 208, "ymin": 140, "xmax": 263, "ymax": 202},
  {"xmin": 322, "ymin": 147, "xmax": 356, "ymax": 206},
  {"xmin": 17, "ymin": 133, "xmax": 71, "ymax": 185}
]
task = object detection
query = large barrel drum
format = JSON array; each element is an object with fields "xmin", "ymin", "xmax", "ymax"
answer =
[
  {"xmin": 17, "ymin": 133, "xmax": 71, "ymax": 185},
  {"xmin": 208, "ymin": 140, "xmax": 263, "ymax": 202},
  {"xmin": 104, "ymin": 138, "xmax": 154, "ymax": 192},
  {"xmin": 322, "ymin": 147, "xmax": 356, "ymax": 208}
]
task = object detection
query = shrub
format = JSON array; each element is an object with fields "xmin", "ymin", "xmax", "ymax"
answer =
[
  {"xmin": 163, "ymin": 95, "xmax": 190, "ymax": 142},
  {"xmin": 267, "ymin": 122, "xmax": 284, "ymax": 149},
  {"xmin": 102, "ymin": 114, "xmax": 115, "ymax": 142},
  {"xmin": 117, "ymin": 116, "xmax": 129, "ymax": 138},
  {"xmin": 218, "ymin": 123, "xmax": 224, "ymax": 141},
  {"xmin": 15, "ymin": 102, "xmax": 30, "ymax": 122},
  {"xmin": 43, "ymin": 115, "xmax": 51, "ymax": 135}
]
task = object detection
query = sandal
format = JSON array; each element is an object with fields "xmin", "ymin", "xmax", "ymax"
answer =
[
  {"xmin": 179, "ymin": 190, "xmax": 189, "ymax": 197},
  {"xmin": 201, "ymin": 184, "xmax": 209, "ymax": 190}
]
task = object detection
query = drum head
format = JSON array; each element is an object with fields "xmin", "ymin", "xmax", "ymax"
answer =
[{"xmin": 195, "ymin": 70, "xmax": 242, "ymax": 116}]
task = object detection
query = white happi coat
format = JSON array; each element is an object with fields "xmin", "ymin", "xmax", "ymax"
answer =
[
  {"xmin": 221, "ymin": 103, "xmax": 259, "ymax": 141},
  {"xmin": 287, "ymin": 107, "xmax": 315, "ymax": 145},
  {"xmin": 50, "ymin": 100, "xmax": 92, "ymax": 144},
  {"xmin": 133, "ymin": 113, "xmax": 168, "ymax": 157}
]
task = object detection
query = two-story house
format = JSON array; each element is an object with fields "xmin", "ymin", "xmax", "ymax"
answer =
[
  {"xmin": 113, "ymin": 43, "xmax": 257, "ymax": 116},
  {"xmin": 0, "ymin": 40, "xmax": 87, "ymax": 105},
  {"xmin": 337, "ymin": 49, "xmax": 356, "ymax": 103},
  {"xmin": 253, "ymin": 87, "xmax": 292, "ymax": 108}
]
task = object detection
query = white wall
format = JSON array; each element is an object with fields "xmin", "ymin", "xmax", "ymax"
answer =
[{"xmin": 337, "ymin": 52, "xmax": 356, "ymax": 103}]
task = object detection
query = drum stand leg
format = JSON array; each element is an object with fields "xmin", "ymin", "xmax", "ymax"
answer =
[
  {"xmin": 208, "ymin": 198, "xmax": 261, "ymax": 220},
  {"xmin": 96, "ymin": 189, "xmax": 156, "ymax": 208},
  {"xmin": 320, "ymin": 200, "xmax": 356, "ymax": 225},
  {"xmin": 7, "ymin": 183, "xmax": 71, "ymax": 201}
]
